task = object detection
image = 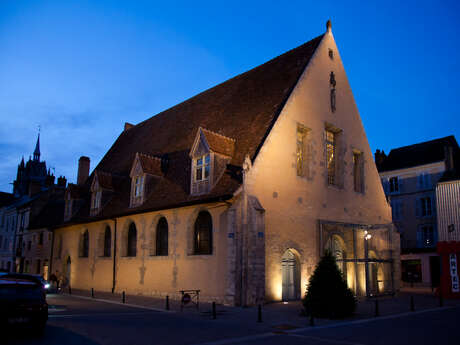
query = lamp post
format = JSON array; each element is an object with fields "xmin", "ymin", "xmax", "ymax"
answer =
[{"xmin": 364, "ymin": 230, "xmax": 372, "ymax": 297}]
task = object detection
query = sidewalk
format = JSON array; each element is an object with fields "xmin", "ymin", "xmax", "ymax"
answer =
[{"xmin": 57, "ymin": 288, "xmax": 460, "ymax": 329}]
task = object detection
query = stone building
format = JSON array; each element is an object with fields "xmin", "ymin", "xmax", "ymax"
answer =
[
  {"xmin": 376, "ymin": 136, "xmax": 459, "ymax": 289},
  {"xmin": 0, "ymin": 192, "xmax": 15, "ymax": 271},
  {"xmin": 0, "ymin": 133, "xmax": 67, "ymax": 277},
  {"xmin": 53, "ymin": 21, "xmax": 399, "ymax": 305}
]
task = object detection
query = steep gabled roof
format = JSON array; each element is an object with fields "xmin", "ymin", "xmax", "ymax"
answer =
[
  {"xmin": 65, "ymin": 32, "xmax": 325, "ymax": 224},
  {"xmin": 96, "ymin": 33, "xmax": 324, "ymax": 173},
  {"xmin": 378, "ymin": 136, "xmax": 459, "ymax": 172}
]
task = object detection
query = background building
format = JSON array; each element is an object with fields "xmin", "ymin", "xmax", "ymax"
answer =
[
  {"xmin": 436, "ymin": 156, "xmax": 460, "ymax": 298},
  {"xmin": 0, "ymin": 133, "xmax": 67, "ymax": 277},
  {"xmin": 376, "ymin": 135, "xmax": 459, "ymax": 289}
]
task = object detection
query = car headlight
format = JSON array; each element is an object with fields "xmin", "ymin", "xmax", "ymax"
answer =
[{"xmin": 44, "ymin": 283, "xmax": 50, "ymax": 289}]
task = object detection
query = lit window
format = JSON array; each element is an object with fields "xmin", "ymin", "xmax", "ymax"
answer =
[
  {"xmin": 195, "ymin": 154, "xmax": 210, "ymax": 182},
  {"xmin": 325, "ymin": 130, "xmax": 336, "ymax": 185},
  {"xmin": 296, "ymin": 125, "xmax": 308, "ymax": 176}
]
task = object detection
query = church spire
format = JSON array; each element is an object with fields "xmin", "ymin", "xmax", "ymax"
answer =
[{"xmin": 33, "ymin": 132, "xmax": 40, "ymax": 162}]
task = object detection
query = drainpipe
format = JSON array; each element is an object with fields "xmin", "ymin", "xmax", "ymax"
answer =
[{"xmin": 112, "ymin": 218, "xmax": 117, "ymax": 293}]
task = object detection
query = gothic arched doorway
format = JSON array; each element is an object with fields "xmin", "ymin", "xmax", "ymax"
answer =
[{"xmin": 281, "ymin": 249, "xmax": 301, "ymax": 301}]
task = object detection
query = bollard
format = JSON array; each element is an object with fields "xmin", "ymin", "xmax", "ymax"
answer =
[
  {"xmin": 374, "ymin": 299, "xmax": 379, "ymax": 317},
  {"xmin": 410, "ymin": 295, "xmax": 415, "ymax": 312},
  {"xmin": 439, "ymin": 292, "xmax": 444, "ymax": 307},
  {"xmin": 257, "ymin": 304, "xmax": 262, "ymax": 323},
  {"xmin": 91, "ymin": 288, "xmax": 94, "ymax": 298},
  {"xmin": 166, "ymin": 295, "xmax": 170, "ymax": 310},
  {"xmin": 309, "ymin": 313, "xmax": 314, "ymax": 326},
  {"xmin": 122, "ymin": 291, "xmax": 126, "ymax": 304},
  {"xmin": 68, "ymin": 286, "xmax": 72, "ymax": 295},
  {"xmin": 212, "ymin": 302, "xmax": 217, "ymax": 320}
]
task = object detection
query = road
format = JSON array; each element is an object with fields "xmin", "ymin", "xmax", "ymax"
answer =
[{"xmin": 2, "ymin": 293, "xmax": 458, "ymax": 345}]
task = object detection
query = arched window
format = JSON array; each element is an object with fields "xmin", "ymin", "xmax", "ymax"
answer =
[
  {"xmin": 156, "ymin": 217, "xmax": 168, "ymax": 256},
  {"xmin": 194, "ymin": 211, "xmax": 212, "ymax": 255},
  {"xmin": 127, "ymin": 223, "xmax": 137, "ymax": 257},
  {"xmin": 80, "ymin": 230, "xmax": 89, "ymax": 257},
  {"xmin": 103, "ymin": 226, "xmax": 111, "ymax": 257}
]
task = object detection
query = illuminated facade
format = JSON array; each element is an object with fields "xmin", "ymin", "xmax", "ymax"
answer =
[{"xmin": 52, "ymin": 22, "xmax": 399, "ymax": 305}]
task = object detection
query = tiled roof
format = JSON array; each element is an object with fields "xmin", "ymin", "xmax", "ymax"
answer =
[
  {"xmin": 377, "ymin": 136, "xmax": 459, "ymax": 172},
  {"xmin": 201, "ymin": 128, "xmax": 235, "ymax": 157},
  {"xmin": 138, "ymin": 153, "xmax": 163, "ymax": 176},
  {"xmin": 65, "ymin": 33, "xmax": 325, "ymax": 224}
]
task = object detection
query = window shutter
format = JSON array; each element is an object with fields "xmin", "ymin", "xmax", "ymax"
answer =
[
  {"xmin": 416, "ymin": 229, "xmax": 423, "ymax": 248},
  {"xmin": 417, "ymin": 174, "xmax": 423, "ymax": 189},
  {"xmin": 400, "ymin": 200, "xmax": 404, "ymax": 218},
  {"xmin": 415, "ymin": 199, "xmax": 421, "ymax": 218}
]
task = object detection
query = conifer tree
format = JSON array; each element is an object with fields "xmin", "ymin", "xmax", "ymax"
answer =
[{"xmin": 303, "ymin": 250, "xmax": 356, "ymax": 318}]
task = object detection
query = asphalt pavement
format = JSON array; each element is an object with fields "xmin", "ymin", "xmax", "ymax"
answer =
[{"xmin": 2, "ymin": 293, "xmax": 458, "ymax": 345}]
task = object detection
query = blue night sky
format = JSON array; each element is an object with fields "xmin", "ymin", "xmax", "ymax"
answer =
[{"xmin": 0, "ymin": 0, "xmax": 459, "ymax": 192}]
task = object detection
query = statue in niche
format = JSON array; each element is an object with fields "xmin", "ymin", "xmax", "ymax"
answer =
[{"xmin": 330, "ymin": 71, "xmax": 336, "ymax": 113}]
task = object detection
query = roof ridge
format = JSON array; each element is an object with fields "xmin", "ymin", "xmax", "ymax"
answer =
[
  {"xmin": 390, "ymin": 135, "xmax": 457, "ymax": 153},
  {"xmin": 200, "ymin": 127, "xmax": 236, "ymax": 142}
]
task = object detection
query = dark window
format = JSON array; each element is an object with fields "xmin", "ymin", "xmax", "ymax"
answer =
[
  {"xmin": 389, "ymin": 176, "xmax": 399, "ymax": 193},
  {"xmin": 39, "ymin": 232, "xmax": 43, "ymax": 245},
  {"xmin": 28, "ymin": 241, "xmax": 31, "ymax": 251},
  {"xmin": 127, "ymin": 223, "xmax": 137, "ymax": 257},
  {"xmin": 156, "ymin": 217, "xmax": 168, "ymax": 256},
  {"xmin": 194, "ymin": 211, "xmax": 213, "ymax": 255},
  {"xmin": 103, "ymin": 226, "xmax": 111, "ymax": 257},
  {"xmin": 80, "ymin": 230, "xmax": 89, "ymax": 257},
  {"xmin": 36, "ymin": 259, "xmax": 41, "ymax": 274}
]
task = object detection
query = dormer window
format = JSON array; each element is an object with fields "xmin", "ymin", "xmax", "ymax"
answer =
[
  {"xmin": 189, "ymin": 127, "xmax": 235, "ymax": 196},
  {"xmin": 129, "ymin": 152, "xmax": 162, "ymax": 208},
  {"xmin": 131, "ymin": 174, "xmax": 145, "ymax": 207},
  {"xmin": 195, "ymin": 154, "xmax": 210, "ymax": 182}
]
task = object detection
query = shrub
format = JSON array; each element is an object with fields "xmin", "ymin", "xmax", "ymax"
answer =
[{"xmin": 303, "ymin": 250, "xmax": 356, "ymax": 318}]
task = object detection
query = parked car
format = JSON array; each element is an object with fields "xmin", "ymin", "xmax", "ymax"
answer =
[
  {"xmin": 31, "ymin": 274, "xmax": 51, "ymax": 293},
  {"xmin": 0, "ymin": 273, "xmax": 48, "ymax": 333}
]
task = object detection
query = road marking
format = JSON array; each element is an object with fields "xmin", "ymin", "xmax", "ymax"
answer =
[
  {"xmin": 62, "ymin": 294, "xmax": 176, "ymax": 313},
  {"xmin": 192, "ymin": 306, "xmax": 455, "ymax": 345},
  {"xmin": 289, "ymin": 333, "xmax": 365, "ymax": 345},
  {"xmin": 49, "ymin": 311, "xmax": 159, "ymax": 319}
]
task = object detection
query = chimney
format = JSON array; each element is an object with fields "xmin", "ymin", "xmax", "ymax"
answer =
[
  {"xmin": 374, "ymin": 149, "xmax": 387, "ymax": 170},
  {"xmin": 77, "ymin": 156, "xmax": 90, "ymax": 185},
  {"xmin": 57, "ymin": 176, "xmax": 67, "ymax": 188},
  {"xmin": 445, "ymin": 146, "xmax": 454, "ymax": 171}
]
